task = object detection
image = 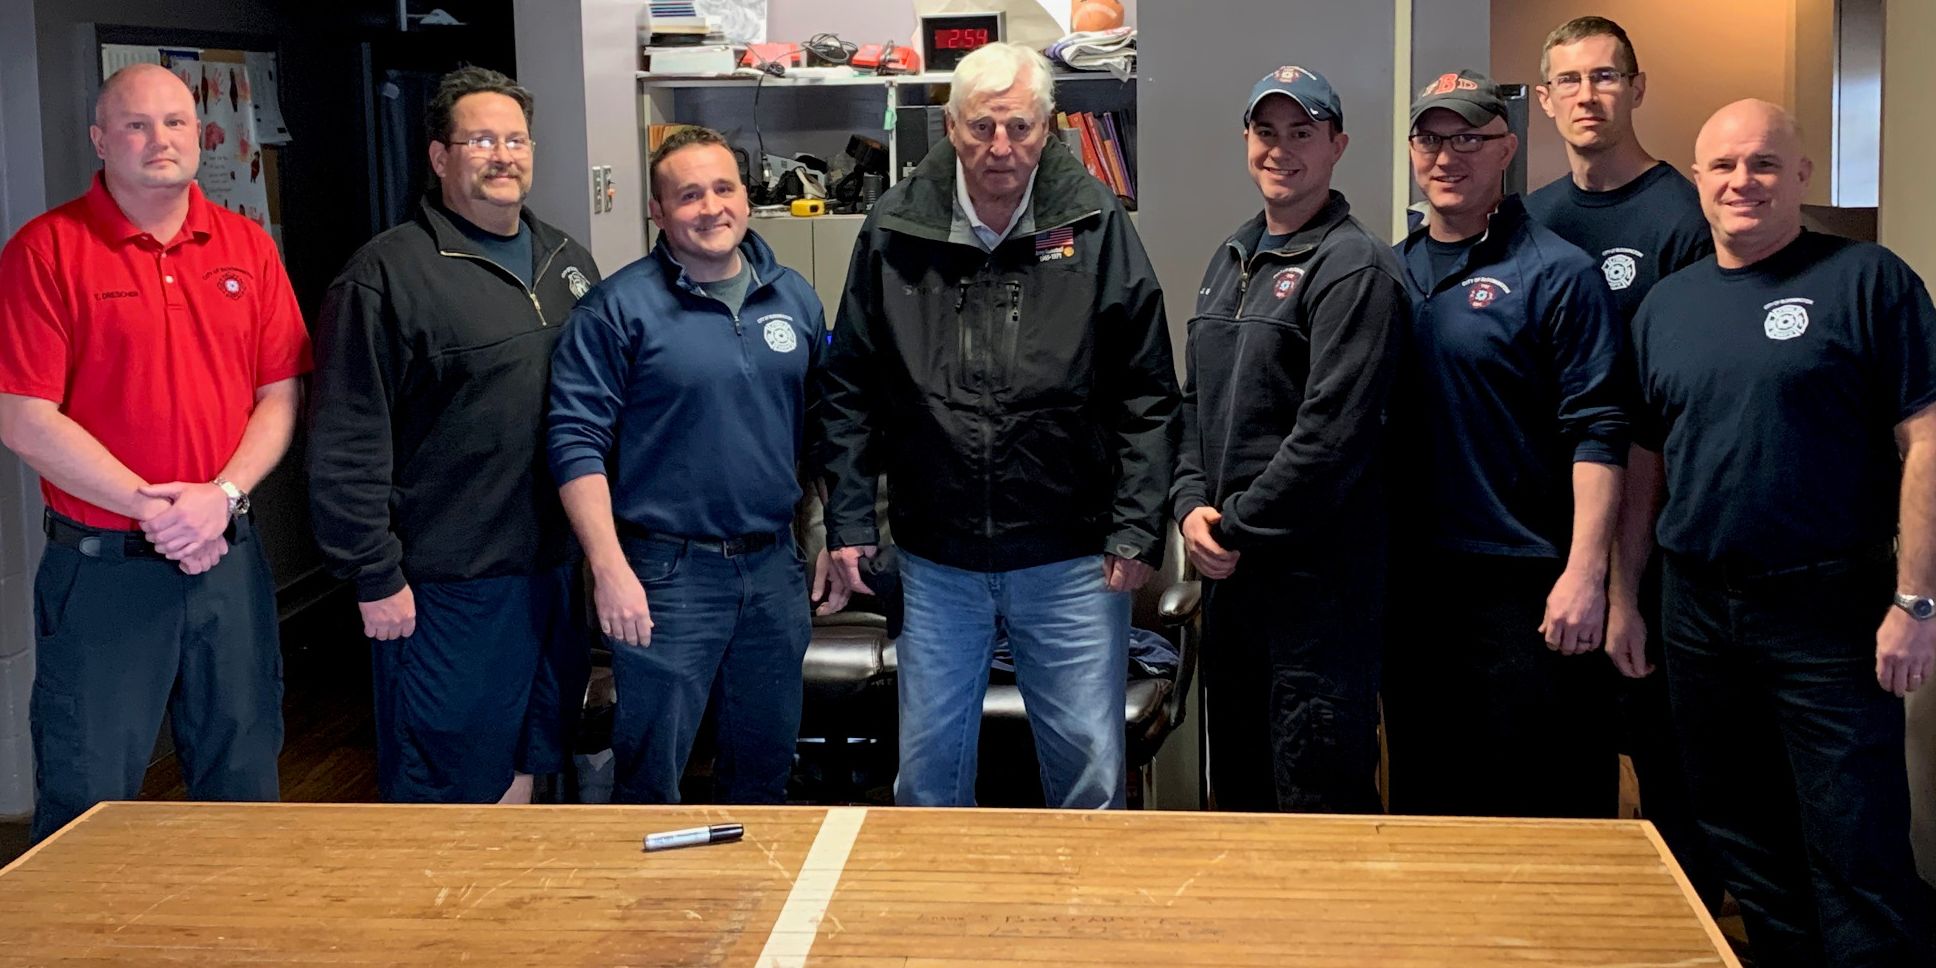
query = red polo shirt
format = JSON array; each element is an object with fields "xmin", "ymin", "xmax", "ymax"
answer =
[{"xmin": 0, "ymin": 175, "xmax": 312, "ymax": 529}]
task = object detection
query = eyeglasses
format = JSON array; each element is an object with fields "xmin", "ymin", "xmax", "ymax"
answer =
[
  {"xmin": 444, "ymin": 135, "xmax": 536, "ymax": 154},
  {"xmin": 1543, "ymin": 69, "xmax": 1636, "ymax": 95},
  {"xmin": 1407, "ymin": 132, "xmax": 1512, "ymax": 155}
]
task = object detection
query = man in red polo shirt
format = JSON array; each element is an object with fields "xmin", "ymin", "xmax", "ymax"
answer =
[{"xmin": 0, "ymin": 63, "xmax": 311, "ymax": 843}]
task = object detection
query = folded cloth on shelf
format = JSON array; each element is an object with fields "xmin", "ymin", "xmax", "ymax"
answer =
[{"xmin": 1046, "ymin": 27, "xmax": 1136, "ymax": 77}]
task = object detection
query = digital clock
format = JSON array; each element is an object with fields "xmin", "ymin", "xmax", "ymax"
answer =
[{"xmin": 919, "ymin": 11, "xmax": 1005, "ymax": 71}]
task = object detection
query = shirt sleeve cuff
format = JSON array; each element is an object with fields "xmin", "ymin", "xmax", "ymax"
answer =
[
  {"xmin": 1572, "ymin": 441, "xmax": 1627, "ymax": 466},
  {"xmin": 1171, "ymin": 491, "xmax": 1207, "ymax": 524},
  {"xmin": 355, "ymin": 567, "xmax": 408, "ymax": 603},
  {"xmin": 550, "ymin": 454, "xmax": 608, "ymax": 488},
  {"xmin": 827, "ymin": 524, "xmax": 879, "ymax": 549},
  {"xmin": 1104, "ymin": 527, "xmax": 1160, "ymax": 566}
]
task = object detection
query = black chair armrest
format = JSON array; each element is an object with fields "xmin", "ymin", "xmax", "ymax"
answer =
[
  {"xmin": 813, "ymin": 610, "xmax": 888, "ymax": 630},
  {"xmin": 1158, "ymin": 579, "xmax": 1202, "ymax": 624}
]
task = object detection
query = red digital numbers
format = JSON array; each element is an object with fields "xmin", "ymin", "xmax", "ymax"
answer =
[{"xmin": 933, "ymin": 27, "xmax": 989, "ymax": 50}]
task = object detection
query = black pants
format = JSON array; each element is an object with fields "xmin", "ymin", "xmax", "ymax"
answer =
[
  {"xmin": 30, "ymin": 512, "xmax": 283, "ymax": 843},
  {"xmin": 1200, "ymin": 552, "xmax": 1383, "ymax": 813},
  {"xmin": 1662, "ymin": 552, "xmax": 1935, "ymax": 968},
  {"xmin": 1383, "ymin": 552, "xmax": 1618, "ymax": 818},
  {"xmin": 1619, "ymin": 555, "xmax": 1725, "ymax": 911},
  {"xmin": 370, "ymin": 561, "xmax": 589, "ymax": 803}
]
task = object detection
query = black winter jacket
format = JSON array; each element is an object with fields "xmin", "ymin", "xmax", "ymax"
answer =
[
  {"xmin": 815, "ymin": 141, "xmax": 1178, "ymax": 570},
  {"xmin": 308, "ymin": 198, "xmax": 601, "ymax": 600},
  {"xmin": 1171, "ymin": 192, "xmax": 1409, "ymax": 554}
]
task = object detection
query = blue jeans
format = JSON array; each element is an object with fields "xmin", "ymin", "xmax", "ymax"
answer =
[
  {"xmin": 608, "ymin": 537, "xmax": 809, "ymax": 804},
  {"xmin": 896, "ymin": 551, "xmax": 1129, "ymax": 808}
]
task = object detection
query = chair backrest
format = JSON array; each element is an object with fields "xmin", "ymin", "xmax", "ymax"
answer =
[{"xmin": 1129, "ymin": 522, "xmax": 1187, "ymax": 635}]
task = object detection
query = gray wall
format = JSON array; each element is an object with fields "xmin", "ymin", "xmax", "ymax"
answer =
[
  {"xmin": 0, "ymin": 0, "xmax": 48, "ymax": 820},
  {"xmin": 1137, "ymin": 1, "xmax": 1401, "ymax": 360},
  {"xmin": 515, "ymin": 0, "xmax": 650, "ymax": 274}
]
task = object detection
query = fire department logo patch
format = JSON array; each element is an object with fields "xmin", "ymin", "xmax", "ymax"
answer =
[
  {"xmin": 1271, "ymin": 266, "xmax": 1306, "ymax": 300},
  {"xmin": 217, "ymin": 270, "xmax": 247, "ymax": 299},
  {"xmin": 1600, "ymin": 249, "xmax": 1641, "ymax": 291},
  {"xmin": 1275, "ymin": 66, "xmax": 1311, "ymax": 83},
  {"xmin": 1763, "ymin": 298, "xmax": 1812, "ymax": 340},
  {"xmin": 562, "ymin": 266, "xmax": 592, "ymax": 300},
  {"xmin": 1460, "ymin": 276, "xmax": 1512, "ymax": 310},
  {"xmin": 760, "ymin": 314, "xmax": 799, "ymax": 353}
]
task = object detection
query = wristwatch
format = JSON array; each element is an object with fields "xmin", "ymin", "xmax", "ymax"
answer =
[
  {"xmin": 1894, "ymin": 591, "xmax": 1936, "ymax": 621},
  {"xmin": 213, "ymin": 478, "xmax": 250, "ymax": 518}
]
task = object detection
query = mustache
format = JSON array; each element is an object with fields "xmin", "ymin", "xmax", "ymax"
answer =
[{"xmin": 480, "ymin": 165, "xmax": 523, "ymax": 178}]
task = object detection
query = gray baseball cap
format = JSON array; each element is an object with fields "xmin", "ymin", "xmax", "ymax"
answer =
[{"xmin": 1410, "ymin": 69, "xmax": 1507, "ymax": 128}]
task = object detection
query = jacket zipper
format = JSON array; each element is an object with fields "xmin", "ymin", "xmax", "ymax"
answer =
[
  {"xmin": 438, "ymin": 239, "xmax": 567, "ymax": 326},
  {"xmin": 1226, "ymin": 239, "xmax": 1316, "ymax": 315},
  {"xmin": 690, "ymin": 265, "xmax": 763, "ymax": 375}
]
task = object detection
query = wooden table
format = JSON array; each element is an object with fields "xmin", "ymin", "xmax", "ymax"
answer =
[{"xmin": 0, "ymin": 802, "xmax": 1738, "ymax": 967}]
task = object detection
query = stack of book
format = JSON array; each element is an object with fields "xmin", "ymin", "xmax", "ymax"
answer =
[{"xmin": 1056, "ymin": 111, "xmax": 1136, "ymax": 205}]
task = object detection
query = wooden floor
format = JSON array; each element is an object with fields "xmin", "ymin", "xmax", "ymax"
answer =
[{"xmin": 0, "ymin": 802, "xmax": 1737, "ymax": 967}]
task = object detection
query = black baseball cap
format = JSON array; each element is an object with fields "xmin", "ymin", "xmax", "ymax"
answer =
[
  {"xmin": 1410, "ymin": 69, "xmax": 1508, "ymax": 128},
  {"xmin": 1244, "ymin": 65, "xmax": 1344, "ymax": 132}
]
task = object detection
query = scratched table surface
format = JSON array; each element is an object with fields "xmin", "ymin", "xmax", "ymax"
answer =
[{"xmin": 0, "ymin": 802, "xmax": 1739, "ymax": 967}]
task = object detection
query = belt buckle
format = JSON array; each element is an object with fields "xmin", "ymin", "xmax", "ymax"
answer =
[
  {"xmin": 720, "ymin": 536, "xmax": 748, "ymax": 558},
  {"xmin": 78, "ymin": 535, "xmax": 103, "ymax": 558}
]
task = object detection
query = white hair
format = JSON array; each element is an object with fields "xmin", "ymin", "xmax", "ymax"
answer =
[{"xmin": 945, "ymin": 42, "xmax": 1055, "ymax": 121}]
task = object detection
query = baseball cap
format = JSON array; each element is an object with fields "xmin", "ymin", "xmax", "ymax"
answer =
[
  {"xmin": 1244, "ymin": 65, "xmax": 1344, "ymax": 132},
  {"xmin": 1410, "ymin": 69, "xmax": 1508, "ymax": 128}
]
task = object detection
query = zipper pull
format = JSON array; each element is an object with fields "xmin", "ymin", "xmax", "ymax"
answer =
[
  {"xmin": 954, "ymin": 280, "xmax": 970, "ymax": 314},
  {"xmin": 1007, "ymin": 282, "xmax": 1021, "ymax": 324},
  {"xmin": 732, "ymin": 312, "xmax": 742, "ymax": 336}
]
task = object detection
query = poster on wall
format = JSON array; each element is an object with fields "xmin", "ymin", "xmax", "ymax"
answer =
[
  {"xmin": 159, "ymin": 49, "xmax": 271, "ymax": 232},
  {"xmin": 244, "ymin": 51, "xmax": 292, "ymax": 145}
]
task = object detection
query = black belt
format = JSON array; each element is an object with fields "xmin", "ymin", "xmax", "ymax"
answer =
[
  {"xmin": 43, "ymin": 509, "xmax": 241, "ymax": 560},
  {"xmin": 616, "ymin": 523, "xmax": 780, "ymax": 558},
  {"xmin": 1665, "ymin": 542, "xmax": 1895, "ymax": 587}
]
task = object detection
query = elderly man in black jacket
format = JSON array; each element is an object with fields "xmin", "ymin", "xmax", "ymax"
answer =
[{"xmin": 816, "ymin": 42, "xmax": 1178, "ymax": 808}]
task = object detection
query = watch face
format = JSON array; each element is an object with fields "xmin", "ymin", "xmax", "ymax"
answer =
[{"xmin": 1916, "ymin": 599, "xmax": 1936, "ymax": 620}]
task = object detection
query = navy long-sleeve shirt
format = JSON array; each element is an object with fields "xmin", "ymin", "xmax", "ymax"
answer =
[
  {"xmin": 1393, "ymin": 196, "xmax": 1630, "ymax": 558},
  {"xmin": 547, "ymin": 231, "xmax": 824, "ymax": 539}
]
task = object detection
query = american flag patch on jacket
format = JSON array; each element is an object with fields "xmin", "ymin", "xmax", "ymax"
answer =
[{"xmin": 1034, "ymin": 226, "xmax": 1076, "ymax": 262}]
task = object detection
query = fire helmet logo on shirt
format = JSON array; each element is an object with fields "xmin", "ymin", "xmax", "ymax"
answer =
[
  {"xmin": 216, "ymin": 270, "xmax": 247, "ymax": 300},
  {"xmin": 562, "ymin": 266, "xmax": 592, "ymax": 300},
  {"xmin": 1272, "ymin": 266, "xmax": 1305, "ymax": 300},
  {"xmin": 1600, "ymin": 248, "xmax": 1642, "ymax": 291},
  {"xmin": 1763, "ymin": 297, "xmax": 1813, "ymax": 341},
  {"xmin": 760, "ymin": 314, "xmax": 799, "ymax": 353},
  {"xmin": 1462, "ymin": 276, "xmax": 1511, "ymax": 309}
]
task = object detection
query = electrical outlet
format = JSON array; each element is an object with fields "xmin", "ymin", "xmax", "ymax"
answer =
[
  {"xmin": 601, "ymin": 166, "xmax": 615, "ymax": 212},
  {"xmin": 591, "ymin": 166, "xmax": 606, "ymax": 213}
]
